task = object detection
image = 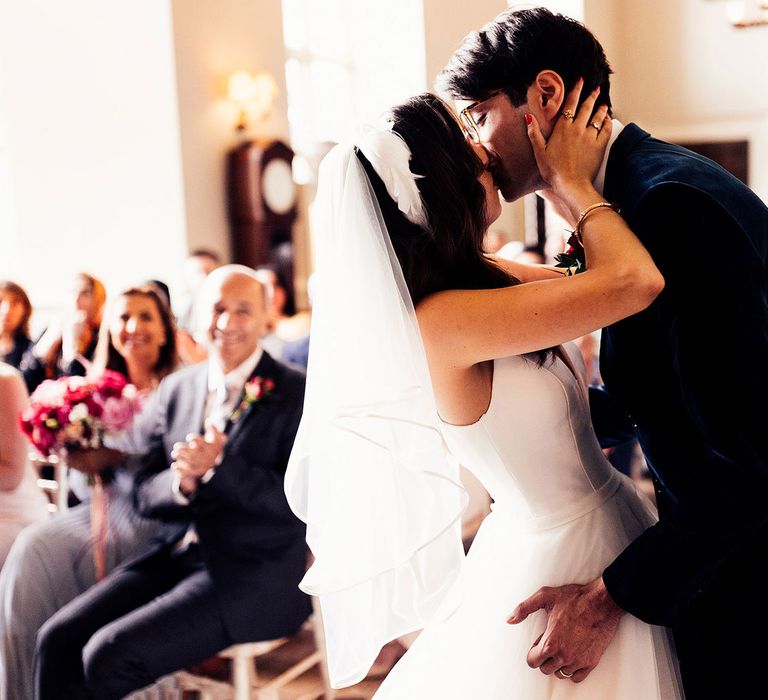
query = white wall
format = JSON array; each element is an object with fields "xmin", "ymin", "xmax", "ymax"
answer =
[
  {"xmin": 0, "ymin": 0, "xmax": 188, "ymax": 313},
  {"xmin": 170, "ymin": 0, "xmax": 292, "ymax": 262},
  {"xmin": 2, "ymin": 1, "xmax": 765, "ymax": 319},
  {"xmin": 424, "ymin": 0, "xmax": 526, "ymax": 243},
  {"xmin": 585, "ymin": 0, "xmax": 768, "ymax": 201}
]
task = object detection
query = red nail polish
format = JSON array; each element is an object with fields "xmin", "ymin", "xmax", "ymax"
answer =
[
  {"xmin": 525, "ymin": 114, "xmax": 533, "ymax": 125},
  {"xmin": 595, "ymin": 86, "xmax": 601, "ymax": 95}
]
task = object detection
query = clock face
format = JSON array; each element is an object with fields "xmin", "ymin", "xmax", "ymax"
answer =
[{"xmin": 262, "ymin": 158, "xmax": 297, "ymax": 215}]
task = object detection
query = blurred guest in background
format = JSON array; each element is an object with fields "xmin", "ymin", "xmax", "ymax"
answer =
[
  {"xmin": 280, "ymin": 272, "xmax": 314, "ymax": 370},
  {"xmin": 21, "ymin": 273, "xmax": 106, "ymax": 392},
  {"xmin": 175, "ymin": 249, "xmax": 221, "ymax": 366},
  {"xmin": 255, "ymin": 263, "xmax": 312, "ymax": 362},
  {"xmin": 0, "ymin": 363, "xmax": 49, "ymax": 569},
  {"xmin": 482, "ymin": 228, "xmax": 507, "ymax": 254},
  {"xmin": 91, "ymin": 284, "xmax": 178, "ymax": 394},
  {"xmin": 0, "ymin": 284, "xmax": 180, "ymax": 700},
  {"xmin": 145, "ymin": 279, "xmax": 172, "ymax": 311},
  {"xmin": 0, "ymin": 282, "xmax": 33, "ymax": 369},
  {"xmin": 498, "ymin": 242, "xmax": 546, "ymax": 265},
  {"xmin": 515, "ymin": 244, "xmax": 546, "ymax": 265},
  {"xmin": 33, "ymin": 266, "xmax": 310, "ymax": 700},
  {"xmin": 255, "ymin": 264, "xmax": 291, "ymax": 359}
]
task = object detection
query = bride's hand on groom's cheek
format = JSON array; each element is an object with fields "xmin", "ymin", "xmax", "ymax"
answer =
[{"xmin": 506, "ymin": 576, "xmax": 624, "ymax": 682}]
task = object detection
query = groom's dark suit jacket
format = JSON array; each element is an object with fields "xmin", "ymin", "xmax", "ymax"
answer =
[
  {"xmin": 131, "ymin": 351, "xmax": 311, "ymax": 642},
  {"xmin": 595, "ymin": 124, "xmax": 768, "ymax": 690}
]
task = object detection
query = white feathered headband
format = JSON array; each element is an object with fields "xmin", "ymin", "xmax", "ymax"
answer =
[{"xmin": 357, "ymin": 123, "xmax": 428, "ymax": 228}]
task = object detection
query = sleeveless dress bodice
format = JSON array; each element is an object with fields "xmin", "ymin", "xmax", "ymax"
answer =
[
  {"xmin": 374, "ymin": 348, "xmax": 683, "ymax": 699},
  {"xmin": 440, "ymin": 352, "xmax": 621, "ymax": 530}
]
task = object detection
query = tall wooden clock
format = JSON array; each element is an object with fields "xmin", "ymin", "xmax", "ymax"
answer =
[{"xmin": 226, "ymin": 138, "xmax": 298, "ymax": 270}]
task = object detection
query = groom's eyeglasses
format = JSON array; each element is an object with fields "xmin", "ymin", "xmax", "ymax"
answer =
[{"xmin": 459, "ymin": 90, "xmax": 503, "ymax": 143}]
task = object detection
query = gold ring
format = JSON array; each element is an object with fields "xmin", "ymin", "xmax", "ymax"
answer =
[
  {"xmin": 561, "ymin": 109, "xmax": 575, "ymax": 120},
  {"xmin": 590, "ymin": 120, "xmax": 601, "ymax": 131},
  {"xmin": 556, "ymin": 669, "xmax": 574, "ymax": 679}
]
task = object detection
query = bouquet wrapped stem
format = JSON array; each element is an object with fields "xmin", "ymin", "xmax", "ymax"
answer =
[{"xmin": 90, "ymin": 474, "xmax": 108, "ymax": 581}]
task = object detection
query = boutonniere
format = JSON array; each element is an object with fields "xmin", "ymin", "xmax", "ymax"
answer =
[
  {"xmin": 229, "ymin": 376, "xmax": 276, "ymax": 424},
  {"xmin": 555, "ymin": 231, "xmax": 586, "ymax": 276},
  {"xmin": 555, "ymin": 202, "xmax": 620, "ymax": 276}
]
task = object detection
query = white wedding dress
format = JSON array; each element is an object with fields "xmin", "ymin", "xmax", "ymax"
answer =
[{"xmin": 374, "ymin": 348, "xmax": 683, "ymax": 699}]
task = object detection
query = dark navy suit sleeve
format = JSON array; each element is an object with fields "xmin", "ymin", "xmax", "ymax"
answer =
[
  {"xmin": 603, "ymin": 186, "xmax": 768, "ymax": 626},
  {"xmin": 192, "ymin": 378, "xmax": 304, "ymax": 517},
  {"xmin": 588, "ymin": 385, "xmax": 636, "ymax": 448}
]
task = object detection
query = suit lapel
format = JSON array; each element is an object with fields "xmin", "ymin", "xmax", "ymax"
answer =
[{"xmin": 224, "ymin": 351, "xmax": 279, "ymax": 442}]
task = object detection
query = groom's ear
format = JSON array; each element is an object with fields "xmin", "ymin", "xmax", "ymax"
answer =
[{"xmin": 532, "ymin": 70, "xmax": 566, "ymax": 124}]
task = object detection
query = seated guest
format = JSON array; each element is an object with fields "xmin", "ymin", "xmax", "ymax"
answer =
[
  {"xmin": 0, "ymin": 284, "xmax": 179, "ymax": 700},
  {"xmin": 280, "ymin": 273, "xmax": 314, "ymax": 370},
  {"xmin": 255, "ymin": 264, "xmax": 310, "ymax": 358},
  {"xmin": 0, "ymin": 281, "xmax": 33, "ymax": 369},
  {"xmin": 145, "ymin": 279, "xmax": 172, "ymax": 311},
  {"xmin": 91, "ymin": 284, "xmax": 177, "ymax": 394},
  {"xmin": 175, "ymin": 248, "xmax": 222, "ymax": 365},
  {"xmin": 282, "ymin": 334, "xmax": 309, "ymax": 369},
  {"xmin": 254, "ymin": 264, "xmax": 291, "ymax": 358},
  {"xmin": 0, "ymin": 363, "xmax": 49, "ymax": 568},
  {"xmin": 21, "ymin": 273, "xmax": 107, "ymax": 392},
  {"xmin": 34, "ymin": 266, "xmax": 311, "ymax": 700}
]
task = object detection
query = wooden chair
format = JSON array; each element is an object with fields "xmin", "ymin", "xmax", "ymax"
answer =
[
  {"xmin": 124, "ymin": 674, "xmax": 183, "ymax": 699},
  {"xmin": 30, "ymin": 451, "xmax": 69, "ymax": 514},
  {"xmin": 174, "ymin": 596, "xmax": 334, "ymax": 700}
]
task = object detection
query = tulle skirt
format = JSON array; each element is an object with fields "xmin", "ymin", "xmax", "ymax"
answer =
[{"xmin": 374, "ymin": 475, "xmax": 684, "ymax": 699}]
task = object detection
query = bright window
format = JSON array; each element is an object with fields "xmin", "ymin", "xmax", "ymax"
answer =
[{"xmin": 282, "ymin": 0, "xmax": 427, "ymax": 181}]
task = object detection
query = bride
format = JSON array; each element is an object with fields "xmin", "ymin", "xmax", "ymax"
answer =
[{"xmin": 286, "ymin": 83, "xmax": 683, "ymax": 698}]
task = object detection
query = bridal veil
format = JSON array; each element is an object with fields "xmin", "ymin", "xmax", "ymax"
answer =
[{"xmin": 284, "ymin": 133, "xmax": 468, "ymax": 687}]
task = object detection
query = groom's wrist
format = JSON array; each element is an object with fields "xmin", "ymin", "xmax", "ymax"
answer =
[{"xmin": 590, "ymin": 576, "xmax": 624, "ymax": 621}]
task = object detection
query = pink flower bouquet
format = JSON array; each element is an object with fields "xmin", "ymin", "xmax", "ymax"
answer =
[
  {"xmin": 20, "ymin": 370, "xmax": 143, "ymax": 457},
  {"xmin": 19, "ymin": 370, "xmax": 143, "ymax": 582}
]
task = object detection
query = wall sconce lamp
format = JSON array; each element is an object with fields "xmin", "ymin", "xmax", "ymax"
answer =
[
  {"xmin": 227, "ymin": 70, "xmax": 278, "ymax": 133},
  {"xmin": 709, "ymin": 0, "xmax": 768, "ymax": 28}
]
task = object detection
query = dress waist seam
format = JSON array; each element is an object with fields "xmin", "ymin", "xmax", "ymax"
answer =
[{"xmin": 494, "ymin": 471, "xmax": 623, "ymax": 533}]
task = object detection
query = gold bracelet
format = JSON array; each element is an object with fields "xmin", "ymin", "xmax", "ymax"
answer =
[{"xmin": 575, "ymin": 201, "xmax": 618, "ymax": 241}]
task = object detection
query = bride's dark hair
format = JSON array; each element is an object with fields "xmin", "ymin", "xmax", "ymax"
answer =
[{"xmin": 356, "ymin": 92, "xmax": 551, "ymax": 363}]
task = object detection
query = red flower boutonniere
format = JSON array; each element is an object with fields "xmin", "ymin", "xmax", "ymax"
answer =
[
  {"xmin": 555, "ymin": 231, "xmax": 586, "ymax": 276},
  {"xmin": 230, "ymin": 376, "xmax": 276, "ymax": 424}
]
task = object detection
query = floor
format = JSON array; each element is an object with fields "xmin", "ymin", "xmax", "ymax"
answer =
[
  {"xmin": 176, "ymin": 627, "xmax": 385, "ymax": 699},
  {"xmin": 251, "ymin": 627, "xmax": 384, "ymax": 699}
]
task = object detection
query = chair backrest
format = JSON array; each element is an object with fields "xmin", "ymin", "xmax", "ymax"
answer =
[{"xmin": 30, "ymin": 452, "xmax": 69, "ymax": 514}]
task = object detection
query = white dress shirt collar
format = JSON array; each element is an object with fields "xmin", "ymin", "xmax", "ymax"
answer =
[
  {"xmin": 207, "ymin": 346, "xmax": 264, "ymax": 395},
  {"xmin": 593, "ymin": 118, "xmax": 625, "ymax": 197}
]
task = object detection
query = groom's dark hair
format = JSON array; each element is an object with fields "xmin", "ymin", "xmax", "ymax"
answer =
[{"xmin": 436, "ymin": 7, "xmax": 613, "ymax": 113}]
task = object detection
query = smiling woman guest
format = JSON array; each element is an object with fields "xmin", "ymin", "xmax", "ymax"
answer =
[
  {"xmin": 0, "ymin": 284, "xmax": 181, "ymax": 700},
  {"xmin": 92, "ymin": 284, "xmax": 178, "ymax": 392}
]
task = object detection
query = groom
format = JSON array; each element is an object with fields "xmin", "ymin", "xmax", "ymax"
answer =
[{"xmin": 439, "ymin": 7, "xmax": 768, "ymax": 699}]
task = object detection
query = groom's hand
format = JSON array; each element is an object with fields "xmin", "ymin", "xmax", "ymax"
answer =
[{"xmin": 507, "ymin": 576, "xmax": 624, "ymax": 682}]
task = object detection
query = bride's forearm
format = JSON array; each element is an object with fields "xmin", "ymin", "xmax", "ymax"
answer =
[{"xmin": 488, "ymin": 255, "xmax": 565, "ymax": 283}]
